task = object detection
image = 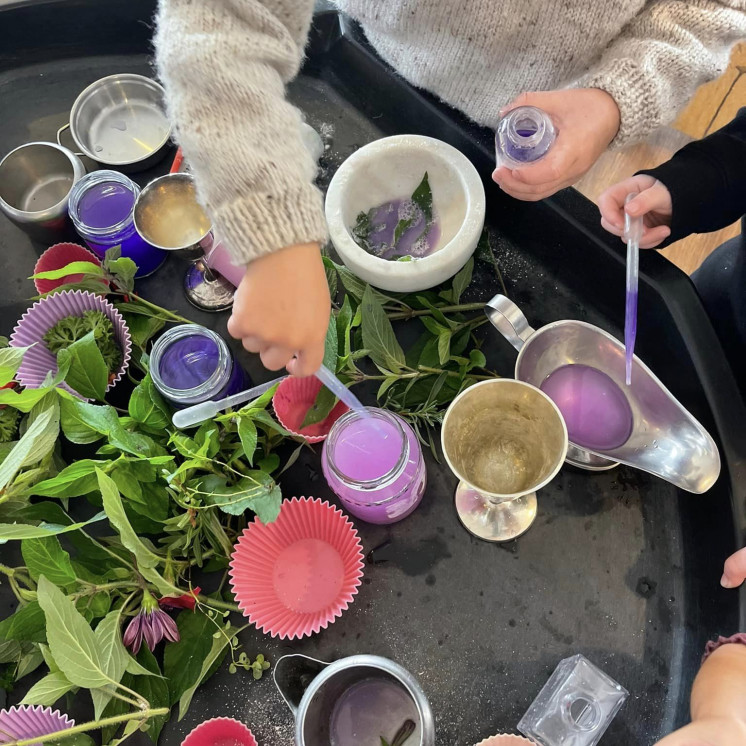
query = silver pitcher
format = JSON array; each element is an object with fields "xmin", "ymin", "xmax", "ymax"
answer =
[
  {"xmin": 273, "ymin": 654, "xmax": 436, "ymax": 746},
  {"xmin": 485, "ymin": 295, "xmax": 720, "ymax": 494}
]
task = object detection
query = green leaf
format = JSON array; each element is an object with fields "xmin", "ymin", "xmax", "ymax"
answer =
[
  {"xmin": 32, "ymin": 261, "xmax": 105, "ymax": 281},
  {"xmin": 36, "ymin": 576, "xmax": 111, "ymax": 688},
  {"xmin": 411, "ymin": 171, "xmax": 433, "ymax": 221},
  {"xmin": 0, "ymin": 511, "xmax": 105, "ymax": 543},
  {"xmin": 21, "ymin": 671, "xmax": 74, "ymax": 706},
  {"xmin": 17, "ymin": 646, "xmax": 45, "ymax": 679},
  {"xmin": 110, "ymin": 463, "xmax": 145, "ymax": 505},
  {"xmin": 361, "ymin": 286, "xmax": 406, "ymax": 372},
  {"xmin": 200, "ymin": 472, "xmax": 282, "ymax": 522},
  {"xmin": 451, "ymin": 258, "xmax": 474, "ymax": 304},
  {"xmin": 0, "ymin": 601, "xmax": 47, "ymax": 643},
  {"xmin": 105, "ymin": 256, "xmax": 137, "ymax": 293},
  {"xmin": 0, "ymin": 396, "xmax": 60, "ymax": 491},
  {"xmin": 336, "ymin": 296, "xmax": 354, "ymax": 358},
  {"xmin": 469, "ymin": 349, "xmax": 487, "ymax": 369},
  {"xmin": 394, "ymin": 217, "xmax": 415, "ymax": 245},
  {"xmin": 301, "ymin": 386, "xmax": 337, "ymax": 429},
  {"xmin": 31, "ymin": 459, "xmax": 104, "ymax": 497},
  {"xmin": 420, "ymin": 317, "xmax": 447, "ymax": 337},
  {"xmin": 0, "ymin": 346, "xmax": 29, "ymax": 386},
  {"xmin": 121, "ymin": 312, "xmax": 165, "ymax": 350},
  {"xmin": 163, "ymin": 611, "xmax": 217, "ymax": 706},
  {"xmin": 124, "ymin": 647, "xmax": 170, "ymax": 741},
  {"xmin": 322, "ymin": 255, "xmax": 339, "ymax": 299},
  {"xmin": 91, "ymin": 610, "xmax": 129, "ymax": 719},
  {"xmin": 323, "ymin": 316, "xmax": 339, "ymax": 373},
  {"xmin": 58, "ymin": 331, "xmax": 109, "ymax": 400},
  {"xmin": 0, "ymin": 386, "xmax": 52, "ymax": 413},
  {"xmin": 129, "ymin": 374, "xmax": 170, "ymax": 429},
  {"xmin": 22, "ymin": 536, "xmax": 76, "ymax": 587},
  {"xmin": 437, "ymin": 331, "xmax": 452, "ymax": 365},
  {"xmin": 237, "ymin": 417, "xmax": 258, "ymax": 465}
]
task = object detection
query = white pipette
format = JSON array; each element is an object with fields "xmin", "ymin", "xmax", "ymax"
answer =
[
  {"xmin": 314, "ymin": 364, "xmax": 368, "ymax": 413},
  {"xmin": 623, "ymin": 193, "xmax": 644, "ymax": 386},
  {"xmin": 171, "ymin": 376, "xmax": 287, "ymax": 429}
]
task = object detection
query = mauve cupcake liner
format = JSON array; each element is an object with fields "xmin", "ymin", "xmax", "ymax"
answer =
[
  {"xmin": 229, "ymin": 497, "xmax": 364, "ymax": 640},
  {"xmin": 9, "ymin": 290, "xmax": 131, "ymax": 400},
  {"xmin": 475, "ymin": 735, "xmax": 536, "ymax": 746},
  {"xmin": 33, "ymin": 242, "xmax": 104, "ymax": 295},
  {"xmin": 0, "ymin": 705, "xmax": 74, "ymax": 744},
  {"xmin": 181, "ymin": 717, "xmax": 258, "ymax": 746},
  {"xmin": 273, "ymin": 375, "xmax": 349, "ymax": 443}
]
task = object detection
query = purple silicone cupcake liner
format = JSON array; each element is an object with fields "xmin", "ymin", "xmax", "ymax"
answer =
[
  {"xmin": 0, "ymin": 705, "xmax": 74, "ymax": 743},
  {"xmin": 9, "ymin": 290, "xmax": 132, "ymax": 401}
]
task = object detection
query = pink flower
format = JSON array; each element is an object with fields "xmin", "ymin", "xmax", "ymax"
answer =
[
  {"xmin": 158, "ymin": 586, "xmax": 201, "ymax": 611},
  {"xmin": 123, "ymin": 592, "xmax": 180, "ymax": 654}
]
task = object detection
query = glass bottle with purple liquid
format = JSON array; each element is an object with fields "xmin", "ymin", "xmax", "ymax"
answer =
[
  {"xmin": 495, "ymin": 106, "xmax": 556, "ymax": 169},
  {"xmin": 68, "ymin": 170, "xmax": 166, "ymax": 277},
  {"xmin": 149, "ymin": 324, "xmax": 248, "ymax": 408},
  {"xmin": 322, "ymin": 408, "xmax": 426, "ymax": 524}
]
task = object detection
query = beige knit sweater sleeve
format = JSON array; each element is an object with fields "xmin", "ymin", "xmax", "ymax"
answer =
[
  {"xmin": 154, "ymin": 0, "xmax": 327, "ymax": 267},
  {"xmin": 577, "ymin": 0, "xmax": 746, "ymax": 146}
]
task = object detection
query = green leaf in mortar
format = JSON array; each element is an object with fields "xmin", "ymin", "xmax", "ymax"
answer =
[{"xmin": 410, "ymin": 172, "xmax": 432, "ymax": 221}]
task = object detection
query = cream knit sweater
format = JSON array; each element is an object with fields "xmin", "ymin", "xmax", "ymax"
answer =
[{"xmin": 154, "ymin": 0, "xmax": 746, "ymax": 266}]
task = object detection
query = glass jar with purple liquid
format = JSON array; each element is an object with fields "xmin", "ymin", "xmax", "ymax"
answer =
[
  {"xmin": 495, "ymin": 106, "xmax": 556, "ymax": 169},
  {"xmin": 321, "ymin": 408, "xmax": 427, "ymax": 525},
  {"xmin": 149, "ymin": 324, "xmax": 248, "ymax": 407},
  {"xmin": 68, "ymin": 170, "xmax": 165, "ymax": 277}
]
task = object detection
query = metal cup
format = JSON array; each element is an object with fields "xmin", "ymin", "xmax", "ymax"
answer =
[
  {"xmin": 274, "ymin": 654, "xmax": 435, "ymax": 746},
  {"xmin": 441, "ymin": 378, "xmax": 568, "ymax": 542},
  {"xmin": 0, "ymin": 142, "xmax": 85, "ymax": 241}
]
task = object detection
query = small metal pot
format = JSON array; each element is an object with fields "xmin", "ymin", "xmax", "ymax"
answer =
[
  {"xmin": 0, "ymin": 141, "xmax": 85, "ymax": 241},
  {"xmin": 59, "ymin": 73, "xmax": 172, "ymax": 173},
  {"xmin": 274, "ymin": 654, "xmax": 436, "ymax": 746}
]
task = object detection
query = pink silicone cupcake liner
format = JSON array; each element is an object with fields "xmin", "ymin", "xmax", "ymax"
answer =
[
  {"xmin": 273, "ymin": 375, "xmax": 349, "ymax": 443},
  {"xmin": 9, "ymin": 290, "xmax": 131, "ymax": 401},
  {"xmin": 229, "ymin": 496, "xmax": 364, "ymax": 639},
  {"xmin": 182, "ymin": 717, "xmax": 257, "ymax": 746},
  {"xmin": 0, "ymin": 705, "xmax": 74, "ymax": 744},
  {"xmin": 33, "ymin": 242, "xmax": 104, "ymax": 295},
  {"xmin": 476, "ymin": 735, "xmax": 536, "ymax": 746}
]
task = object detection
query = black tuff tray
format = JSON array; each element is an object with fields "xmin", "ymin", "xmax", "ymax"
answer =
[{"xmin": 1, "ymin": 3, "xmax": 745, "ymax": 745}]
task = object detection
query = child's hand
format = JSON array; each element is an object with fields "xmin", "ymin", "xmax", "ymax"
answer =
[
  {"xmin": 653, "ymin": 717, "xmax": 746, "ymax": 746},
  {"xmin": 598, "ymin": 175, "xmax": 673, "ymax": 248},
  {"xmin": 492, "ymin": 89, "xmax": 620, "ymax": 201},
  {"xmin": 227, "ymin": 242, "xmax": 331, "ymax": 377},
  {"xmin": 721, "ymin": 546, "xmax": 746, "ymax": 589}
]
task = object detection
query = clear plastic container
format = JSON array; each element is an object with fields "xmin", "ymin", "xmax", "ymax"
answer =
[
  {"xmin": 518, "ymin": 654, "xmax": 628, "ymax": 746},
  {"xmin": 495, "ymin": 106, "xmax": 556, "ymax": 169}
]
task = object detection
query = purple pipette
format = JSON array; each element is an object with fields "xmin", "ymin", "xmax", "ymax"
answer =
[{"xmin": 624, "ymin": 193, "xmax": 643, "ymax": 386}]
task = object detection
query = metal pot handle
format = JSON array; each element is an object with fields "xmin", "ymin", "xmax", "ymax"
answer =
[
  {"xmin": 273, "ymin": 654, "xmax": 330, "ymax": 716},
  {"xmin": 56, "ymin": 123, "xmax": 85, "ymax": 157},
  {"xmin": 484, "ymin": 294, "xmax": 535, "ymax": 352}
]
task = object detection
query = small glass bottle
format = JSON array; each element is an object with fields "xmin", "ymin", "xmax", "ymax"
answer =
[
  {"xmin": 321, "ymin": 408, "xmax": 427, "ymax": 524},
  {"xmin": 68, "ymin": 170, "xmax": 166, "ymax": 277},
  {"xmin": 495, "ymin": 106, "xmax": 556, "ymax": 169},
  {"xmin": 149, "ymin": 324, "xmax": 248, "ymax": 407}
]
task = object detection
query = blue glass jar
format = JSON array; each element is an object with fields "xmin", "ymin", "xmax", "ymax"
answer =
[
  {"xmin": 149, "ymin": 324, "xmax": 248, "ymax": 407},
  {"xmin": 68, "ymin": 170, "xmax": 166, "ymax": 277},
  {"xmin": 495, "ymin": 106, "xmax": 556, "ymax": 169}
]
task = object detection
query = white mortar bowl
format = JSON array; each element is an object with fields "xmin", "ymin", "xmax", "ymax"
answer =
[{"xmin": 325, "ymin": 135, "xmax": 486, "ymax": 292}]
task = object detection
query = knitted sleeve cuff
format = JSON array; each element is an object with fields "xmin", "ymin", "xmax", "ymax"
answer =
[
  {"xmin": 702, "ymin": 633, "xmax": 746, "ymax": 664},
  {"xmin": 213, "ymin": 182, "xmax": 329, "ymax": 267},
  {"xmin": 574, "ymin": 57, "xmax": 659, "ymax": 149}
]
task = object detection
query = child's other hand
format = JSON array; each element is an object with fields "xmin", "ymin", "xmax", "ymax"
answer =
[
  {"xmin": 654, "ymin": 718, "xmax": 746, "ymax": 746},
  {"xmin": 598, "ymin": 175, "xmax": 673, "ymax": 248},
  {"xmin": 721, "ymin": 546, "xmax": 746, "ymax": 589},
  {"xmin": 227, "ymin": 242, "xmax": 331, "ymax": 377},
  {"xmin": 492, "ymin": 89, "xmax": 620, "ymax": 201}
]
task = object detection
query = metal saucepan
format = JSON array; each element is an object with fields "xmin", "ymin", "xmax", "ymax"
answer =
[{"xmin": 58, "ymin": 73, "xmax": 172, "ymax": 172}]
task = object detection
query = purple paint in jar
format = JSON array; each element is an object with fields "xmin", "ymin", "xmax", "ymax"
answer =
[
  {"xmin": 68, "ymin": 170, "xmax": 166, "ymax": 277},
  {"xmin": 149, "ymin": 323, "xmax": 248, "ymax": 407},
  {"xmin": 495, "ymin": 106, "xmax": 556, "ymax": 169},
  {"xmin": 321, "ymin": 408, "xmax": 426, "ymax": 524}
]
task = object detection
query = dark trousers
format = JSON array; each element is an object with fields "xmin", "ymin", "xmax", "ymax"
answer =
[{"xmin": 691, "ymin": 218, "xmax": 746, "ymax": 391}]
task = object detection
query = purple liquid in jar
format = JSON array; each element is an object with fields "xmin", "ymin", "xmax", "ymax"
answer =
[
  {"xmin": 625, "ymin": 289, "xmax": 638, "ymax": 385},
  {"xmin": 330, "ymin": 678, "xmax": 422, "ymax": 746},
  {"xmin": 69, "ymin": 171, "xmax": 166, "ymax": 277},
  {"xmin": 322, "ymin": 409, "xmax": 426, "ymax": 524},
  {"xmin": 495, "ymin": 106, "xmax": 556, "ymax": 168},
  {"xmin": 540, "ymin": 364, "xmax": 633, "ymax": 451}
]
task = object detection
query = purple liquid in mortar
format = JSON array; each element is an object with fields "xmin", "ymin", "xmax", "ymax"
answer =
[
  {"xmin": 540, "ymin": 364, "xmax": 633, "ymax": 451},
  {"xmin": 330, "ymin": 678, "xmax": 422, "ymax": 746},
  {"xmin": 625, "ymin": 289, "xmax": 638, "ymax": 385},
  {"xmin": 157, "ymin": 334, "xmax": 244, "ymax": 399},
  {"xmin": 322, "ymin": 411, "xmax": 426, "ymax": 524},
  {"xmin": 363, "ymin": 198, "xmax": 440, "ymax": 260},
  {"xmin": 77, "ymin": 181, "xmax": 165, "ymax": 277}
]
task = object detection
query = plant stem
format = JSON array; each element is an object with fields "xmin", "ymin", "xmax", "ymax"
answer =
[
  {"xmin": 117, "ymin": 291, "xmax": 192, "ymax": 325},
  {"xmin": 7, "ymin": 708, "xmax": 170, "ymax": 746},
  {"xmin": 385, "ymin": 302, "xmax": 484, "ymax": 321},
  {"xmin": 197, "ymin": 594, "xmax": 240, "ymax": 613}
]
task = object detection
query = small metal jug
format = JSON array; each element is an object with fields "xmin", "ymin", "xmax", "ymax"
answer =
[
  {"xmin": 485, "ymin": 294, "xmax": 720, "ymax": 493},
  {"xmin": 273, "ymin": 653, "xmax": 436, "ymax": 746}
]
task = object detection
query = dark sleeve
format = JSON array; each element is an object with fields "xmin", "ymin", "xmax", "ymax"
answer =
[{"xmin": 638, "ymin": 108, "xmax": 746, "ymax": 245}]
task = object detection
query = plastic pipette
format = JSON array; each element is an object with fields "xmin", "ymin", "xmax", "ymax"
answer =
[
  {"xmin": 624, "ymin": 193, "xmax": 644, "ymax": 386},
  {"xmin": 171, "ymin": 376, "xmax": 287, "ymax": 429},
  {"xmin": 315, "ymin": 364, "xmax": 367, "ymax": 413}
]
